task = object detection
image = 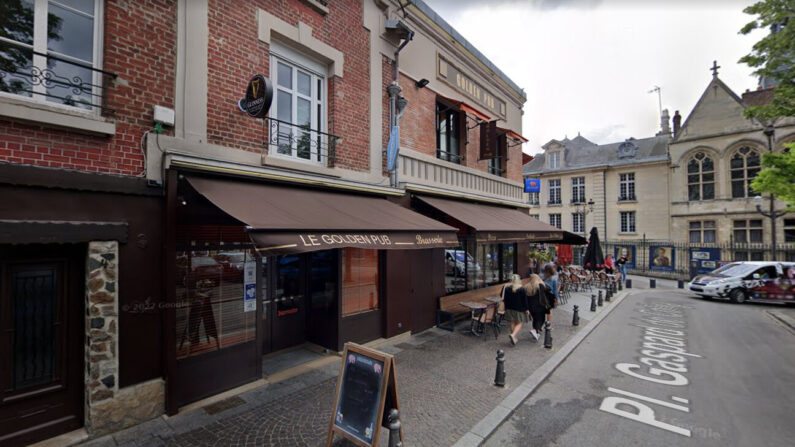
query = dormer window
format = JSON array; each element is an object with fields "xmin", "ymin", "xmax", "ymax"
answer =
[
  {"xmin": 549, "ymin": 152, "xmax": 560, "ymax": 169},
  {"xmin": 617, "ymin": 140, "xmax": 638, "ymax": 158}
]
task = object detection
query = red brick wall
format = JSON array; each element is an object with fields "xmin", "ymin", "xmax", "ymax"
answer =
[
  {"xmin": 206, "ymin": 0, "xmax": 371, "ymax": 171},
  {"xmin": 0, "ymin": 0, "xmax": 178, "ymax": 176}
]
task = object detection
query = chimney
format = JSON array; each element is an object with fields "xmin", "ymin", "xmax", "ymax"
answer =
[
  {"xmin": 672, "ymin": 110, "xmax": 682, "ymax": 138},
  {"xmin": 658, "ymin": 109, "xmax": 671, "ymax": 136}
]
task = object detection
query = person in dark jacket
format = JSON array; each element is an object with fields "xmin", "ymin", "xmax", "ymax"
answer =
[
  {"xmin": 502, "ymin": 274, "xmax": 528, "ymax": 346},
  {"xmin": 524, "ymin": 274, "xmax": 550, "ymax": 341}
]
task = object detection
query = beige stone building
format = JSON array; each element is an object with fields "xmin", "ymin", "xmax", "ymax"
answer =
[
  {"xmin": 669, "ymin": 72, "xmax": 795, "ymax": 261},
  {"xmin": 523, "ymin": 69, "xmax": 795, "ymax": 269}
]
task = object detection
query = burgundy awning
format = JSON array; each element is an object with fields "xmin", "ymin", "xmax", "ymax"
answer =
[
  {"xmin": 187, "ymin": 177, "xmax": 460, "ymax": 255},
  {"xmin": 415, "ymin": 195, "xmax": 587, "ymax": 245}
]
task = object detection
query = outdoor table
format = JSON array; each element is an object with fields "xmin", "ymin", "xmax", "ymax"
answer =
[
  {"xmin": 485, "ymin": 296, "xmax": 500, "ymax": 304},
  {"xmin": 460, "ymin": 301, "xmax": 487, "ymax": 335}
]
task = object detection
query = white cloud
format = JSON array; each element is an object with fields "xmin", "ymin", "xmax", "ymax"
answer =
[{"xmin": 422, "ymin": 0, "xmax": 765, "ymax": 154}]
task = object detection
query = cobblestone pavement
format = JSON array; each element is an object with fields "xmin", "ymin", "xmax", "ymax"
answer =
[{"xmin": 80, "ymin": 288, "xmax": 621, "ymax": 447}]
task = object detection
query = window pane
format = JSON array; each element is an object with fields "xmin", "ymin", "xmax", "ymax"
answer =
[
  {"xmin": 785, "ymin": 228, "xmax": 795, "ymax": 243},
  {"xmin": 730, "ymin": 169, "xmax": 744, "ymax": 179},
  {"xmin": 702, "ymin": 157, "xmax": 713, "ymax": 171},
  {"xmin": 750, "ymin": 220, "xmax": 763, "ymax": 227},
  {"xmin": 733, "ymin": 220, "xmax": 745, "ymax": 228},
  {"xmin": 704, "ymin": 221, "xmax": 716, "ymax": 228},
  {"xmin": 45, "ymin": 58, "xmax": 93, "ymax": 109},
  {"xmin": 747, "ymin": 152, "xmax": 760, "ymax": 167},
  {"xmin": 688, "ymin": 185, "xmax": 700, "ymax": 201},
  {"xmin": 297, "ymin": 70, "xmax": 311, "ymax": 96},
  {"xmin": 317, "ymin": 78, "xmax": 322, "ymax": 100},
  {"xmin": 730, "ymin": 157, "xmax": 744, "ymax": 169},
  {"xmin": 734, "ymin": 230, "xmax": 747, "ymax": 243},
  {"xmin": 750, "ymin": 251, "xmax": 764, "ymax": 261},
  {"xmin": 689, "ymin": 221, "xmax": 701, "ymax": 229},
  {"xmin": 58, "ymin": 0, "xmax": 95, "ymax": 14},
  {"xmin": 732, "ymin": 180, "xmax": 745, "ymax": 198},
  {"xmin": 297, "ymin": 97, "xmax": 311, "ymax": 127},
  {"xmin": 689, "ymin": 231, "xmax": 701, "ymax": 243},
  {"xmin": 688, "ymin": 174, "xmax": 699, "ymax": 184},
  {"xmin": 687, "ymin": 159, "xmax": 699, "ymax": 173},
  {"xmin": 483, "ymin": 244, "xmax": 500, "ymax": 286},
  {"xmin": 703, "ymin": 183, "xmax": 714, "ymax": 200},
  {"xmin": 0, "ymin": 42, "xmax": 33, "ymax": 97},
  {"xmin": 750, "ymin": 230, "xmax": 763, "ymax": 243},
  {"xmin": 704, "ymin": 230, "xmax": 716, "ymax": 243},
  {"xmin": 702, "ymin": 173, "xmax": 714, "ymax": 182},
  {"xmin": 342, "ymin": 248, "xmax": 379, "ymax": 316},
  {"xmin": 277, "ymin": 90, "xmax": 292, "ymax": 122},
  {"xmin": 501, "ymin": 244, "xmax": 515, "ymax": 282},
  {"xmin": 48, "ymin": 3, "xmax": 94, "ymax": 63},
  {"xmin": 277, "ymin": 62, "xmax": 292, "ymax": 88},
  {"xmin": 735, "ymin": 251, "xmax": 748, "ymax": 261}
]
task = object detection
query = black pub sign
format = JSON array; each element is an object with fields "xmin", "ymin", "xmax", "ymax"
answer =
[{"xmin": 242, "ymin": 74, "xmax": 273, "ymax": 118}]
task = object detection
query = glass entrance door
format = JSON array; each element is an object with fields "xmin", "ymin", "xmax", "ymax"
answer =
[
  {"xmin": 271, "ymin": 255, "xmax": 305, "ymax": 352},
  {"xmin": 307, "ymin": 250, "xmax": 338, "ymax": 350}
]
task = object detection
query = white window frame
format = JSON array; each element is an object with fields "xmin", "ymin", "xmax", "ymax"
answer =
[
  {"xmin": 571, "ymin": 177, "xmax": 585, "ymax": 204},
  {"xmin": 549, "ymin": 213, "xmax": 561, "ymax": 229},
  {"xmin": 619, "ymin": 172, "xmax": 635, "ymax": 201},
  {"xmin": 619, "ymin": 211, "xmax": 636, "ymax": 234},
  {"xmin": 549, "ymin": 152, "xmax": 560, "ymax": 169},
  {"xmin": 572, "ymin": 212, "xmax": 584, "ymax": 233},
  {"xmin": 548, "ymin": 179, "xmax": 561, "ymax": 205},
  {"xmin": 269, "ymin": 40, "xmax": 328, "ymax": 165},
  {"xmin": 0, "ymin": 0, "xmax": 104, "ymax": 113}
]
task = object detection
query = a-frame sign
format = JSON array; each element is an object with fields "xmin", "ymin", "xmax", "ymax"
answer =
[{"xmin": 326, "ymin": 343, "xmax": 402, "ymax": 447}]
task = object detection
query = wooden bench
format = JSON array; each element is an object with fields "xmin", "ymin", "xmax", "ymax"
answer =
[{"xmin": 436, "ymin": 278, "xmax": 531, "ymax": 331}]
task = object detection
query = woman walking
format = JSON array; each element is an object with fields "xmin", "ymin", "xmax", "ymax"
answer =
[
  {"xmin": 502, "ymin": 274, "xmax": 529, "ymax": 346},
  {"xmin": 524, "ymin": 274, "xmax": 550, "ymax": 341},
  {"xmin": 541, "ymin": 265, "xmax": 559, "ymax": 325}
]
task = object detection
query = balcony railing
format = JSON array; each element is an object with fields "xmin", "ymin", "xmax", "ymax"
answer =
[
  {"xmin": 0, "ymin": 40, "xmax": 117, "ymax": 113},
  {"xmin": 398, "ymin": 149, "xmax": 523, "ymax": 202},
  {"xmin": 436, "ymin": 149, "xmax": 462, "ymax": 164},
  {"xmin": 266, "ymin": 117, "xmax": 339, "ymax": 165}
]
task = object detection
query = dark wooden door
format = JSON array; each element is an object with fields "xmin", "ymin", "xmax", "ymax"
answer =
[
  {"xmin": 271, "ymin": 254, "xmax": 306, "ymax": 352},
  {"xmin": 411, "ymin": 249, "xmax": 443, "ymax": 333},
  {"xmin": 0, "ymin": 244, "xmax": 84, "ymax": 447}
]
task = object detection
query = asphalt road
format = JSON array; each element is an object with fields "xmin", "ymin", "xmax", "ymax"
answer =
[{"xmin": 484, "ymin": 288, "xmax": 795, "ymax": 447}]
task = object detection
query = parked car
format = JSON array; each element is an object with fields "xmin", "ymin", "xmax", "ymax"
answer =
[
  {"xmin": 214, "ymin": 251, "xmax": 247, "ymax": 280},
  {"xmin": 445, "ymin": 249, "xmax": 482, "ymax": 277},
  {"xmin": 687, "ymin": 261, "xmax": 795, "ymax": 304}
]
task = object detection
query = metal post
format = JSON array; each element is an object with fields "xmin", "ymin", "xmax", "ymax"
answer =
[
  {"xmin": 650, "ymin": 278, "xmax": 656, "ymax": 288},
  {"xmin": 494, "ymin": 349, "xmax": 506, "ymax": 387},
  {"xmin": 388, "ymin": 409, "xmax": 402, "ymax": 447},
  {"xmin": 590, "ymin": 294, "xmax": 597, "ymax": 312},
  {"xmin": 626, "ymin": 278, "xmax": 632, "ymax": 288},
  {"xmin": 677, "ymin": 280, "xmax": 684, "ymax": 289},
  {"xmin": 572, "ymin": 305, "xmax": 580, "ymax": 326},
  {"xmin": 598, "ymin": 290, "xmax": 603, "ymax": 306},
  {"xmin": 606, "ymin": 287, "xmax": 612, "ymax": 302},
  {"xmin": 544, "ymin": 321, "xmax": 553, "ymax": 349}
]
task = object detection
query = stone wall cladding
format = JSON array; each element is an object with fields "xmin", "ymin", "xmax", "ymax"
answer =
[
  {"xmin": 85, "ymin": 241, "xmax": 165, "ymax": 436},
  {"xmin": 0, "ymin": 0, "xmax": 178, "ymax": 176},
  {"xmin": 206, "ymin": 0, "xmax": 371, "ymax": 172}
]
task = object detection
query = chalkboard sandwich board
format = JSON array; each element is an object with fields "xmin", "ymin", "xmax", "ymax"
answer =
[{"xmin": 326, "ymin": 343, "xmax": 401, "ymax": 447}]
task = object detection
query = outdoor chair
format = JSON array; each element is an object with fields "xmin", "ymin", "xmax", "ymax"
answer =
[{"xmin": 473, "ymin": 303, "xmax": 500, "ymax": 340}]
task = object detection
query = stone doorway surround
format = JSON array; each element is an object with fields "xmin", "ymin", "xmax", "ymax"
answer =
[{"xmin": 84, "ymin": 241, "xmax": 165, "ymax": 436}]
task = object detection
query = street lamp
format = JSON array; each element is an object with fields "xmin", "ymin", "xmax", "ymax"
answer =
[
  {"xmin": 754, "ymin": 125, "xmax": 786, "ymax": 260},
  {"xmin": 573, "ymin": 198, "xmax": 596, "ymax": 233}
]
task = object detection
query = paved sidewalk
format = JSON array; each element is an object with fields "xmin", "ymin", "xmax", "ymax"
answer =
[{"xmin": 78, "ymin": 287, "xmax": 627, "ymax": 447}]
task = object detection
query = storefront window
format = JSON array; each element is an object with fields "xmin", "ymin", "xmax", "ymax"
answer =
[
  {"xmin": 483, "ymin": 244, "xmax": 501, "ymax": 286},
  {"xmin": 341, "ymin": 248, "xmax": 379, "ymax": 316},
  {"xmin": 502, "ymin": 244, "xmax": 516, "ymax": 279},
  {"xmin": 445, "ymin": 247, "xmax": 468, "ymax": 294},
  {"xmin": 276, "ymin": 255, "xmax": 302, "ymax": 317},
  {"xmin": 175, "ymin": 243, "xmax": 257, "ymax": 360}
]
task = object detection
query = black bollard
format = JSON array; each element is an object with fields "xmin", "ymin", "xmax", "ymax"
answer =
[
  {"xmin": 590, "ymin": 294, "xmax": 597, "ymax": 312},
  {"xmin": 388, "ymin": 409, "xmax": 402, "ymax": 447},
  {"xmin": 618, "ymin": 280, "xmax": 623, "ymax": 291},
  {"xmin": 606, "ymin": 288, "xmax": 612, "ymax": 302},
  {"xmin": 598, "ymin": 290, "xmax": 604, "ymax": 306},
  {"xmin": 494, "ymin": 349, "xmax": 506, "ymax": 387},
  {"xmin": 650, "ymin": 279, "xmax": 656, "ymax": 288},
  {"xmin": 677, "ymin": 280, "xmax": 684, "ymax": 289},
  {"xmin": 544, "ymin": 321, "xmax": 553, "ymax": 349},
  {"xmin": 626, "ymin": 279, "xmax": 632, "ymax": 288},
  {"xmin": 572, "ymin": 305, "xmax": 580, "ymax": 326}
]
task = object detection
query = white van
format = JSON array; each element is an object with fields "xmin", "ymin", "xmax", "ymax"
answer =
[{"xmin": 687, "ymin": 261, "xmax": 795, "ymax": 304}]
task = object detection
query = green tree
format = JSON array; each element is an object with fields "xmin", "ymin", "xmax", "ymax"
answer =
[{"xmin": 739, "ymin": 0, "xmax": 795, "ymax": 208}]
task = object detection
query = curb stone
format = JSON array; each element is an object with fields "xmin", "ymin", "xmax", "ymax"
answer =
[
  {"xmin": 767, "ymin": 310, "xmax": 795, "ymax": 332},
  {"xmin": 452, "ymin": 289, "xmax": 634, "ymax": 447}
]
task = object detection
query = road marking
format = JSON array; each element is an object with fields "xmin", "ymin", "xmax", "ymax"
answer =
[
  {"xmin": 607, "ymin": 387, "xmax": 690, "ymax": 412},
  {"xmin": 671, "ymin": 396, "xmax": 689, "ymax": 404}
]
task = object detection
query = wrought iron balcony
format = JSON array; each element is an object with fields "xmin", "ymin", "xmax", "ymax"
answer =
[
  {"xmin": 0, "ymin": 41, "xmax": 117, "ymax": 113},
  {"xmin": 266, "ymin": 117, "xmax": 339, "ymax": 165}
]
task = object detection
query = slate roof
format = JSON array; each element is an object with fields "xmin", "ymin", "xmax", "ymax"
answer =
[{"xmin": 523, "ymin": 134, "xmax": 670, "ymax": 175}]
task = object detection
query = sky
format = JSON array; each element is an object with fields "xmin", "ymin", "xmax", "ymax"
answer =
[{"xmin": 421, "ymin": 0, "xmax": 767, "ymax": 155}]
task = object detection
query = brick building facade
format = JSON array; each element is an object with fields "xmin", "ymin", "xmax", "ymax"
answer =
[{"xmin": 0, "ymin": 1, "xmax": 552, "ymax": 445}]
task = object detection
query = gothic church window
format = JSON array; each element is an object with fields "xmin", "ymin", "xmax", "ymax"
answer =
[
  {"xmin": 687, "ymin": 152, "xmax": 714, "ymax": 201},
  {"xmin": 730, "ymin": 146, "xmax": 761, "ymax": 198}
]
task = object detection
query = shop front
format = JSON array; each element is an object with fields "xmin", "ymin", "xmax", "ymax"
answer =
[
  {"xmin": 409, "ymin": 194, "xmax": 586, "ymax": 295},
  {"xmin": 166, "ymin": 173, "xmax": 458, "ymax": 412}
]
